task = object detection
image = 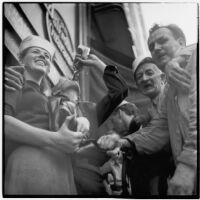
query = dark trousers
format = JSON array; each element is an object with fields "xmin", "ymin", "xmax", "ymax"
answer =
[
  {"xmin": 74, "ymin": 167, "xmax": 107, "ymax": 195},
  {"xmin": 127, "ymin": 151, "xmax": 175, "ymax": 197}
]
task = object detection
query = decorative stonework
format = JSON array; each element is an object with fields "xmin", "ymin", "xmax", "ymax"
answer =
[
  {"xmin": 4, "ymin": 4, "xmax": 33, "ymax": 40},
  {"xmin": 45, "ymin": 3, "xmax": 75, "ymax": 71}
]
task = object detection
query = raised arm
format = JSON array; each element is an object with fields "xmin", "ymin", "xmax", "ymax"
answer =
[{"xmin": 75, "ymin": 54, "xmax": 128, "ymax": 126}]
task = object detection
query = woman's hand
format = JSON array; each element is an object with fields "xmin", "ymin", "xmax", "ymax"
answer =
[
  {"xmin": 76, "ymin": 116, "xmax": 90, "ymax": 139},
  {"xmin": 55, "ymin": 115, "xmax": 84, "ymax": 153}
]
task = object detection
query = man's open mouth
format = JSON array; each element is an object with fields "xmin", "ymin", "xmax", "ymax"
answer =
[{"xmin": 143, "ymin": 83, "xmax": 153, "ymax": 90}]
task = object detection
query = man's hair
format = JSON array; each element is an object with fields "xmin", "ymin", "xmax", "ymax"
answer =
[
  {"xmin": 134, "ymin": 57, "xmax": 156, "ymax": 80},
  {"xmin": 149, "ymin": 23, "xmax": 186, "ymax": 44},
  {"xmin": 113, "ymin": 103, "xmax": 139, "ymax": 116}
]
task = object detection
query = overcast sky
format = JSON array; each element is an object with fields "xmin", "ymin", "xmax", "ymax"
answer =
[{"xmin": 141, "ymin": 3, "xmax": 198, "ymax": 45}]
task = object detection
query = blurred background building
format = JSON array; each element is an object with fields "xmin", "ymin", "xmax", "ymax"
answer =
[{"xmin": 3, "ymin": 2, "xmax": 197, "ymax": 113}]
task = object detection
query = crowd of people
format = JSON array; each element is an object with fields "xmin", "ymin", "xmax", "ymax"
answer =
[{"xmin": 4, "ymin": 22, "xmax": 197, "ymax": 196}]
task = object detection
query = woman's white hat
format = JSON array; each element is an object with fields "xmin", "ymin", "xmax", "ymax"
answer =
[{"xmin": 19, "ymin": 35, "xmax": 55, "ymax": 59}]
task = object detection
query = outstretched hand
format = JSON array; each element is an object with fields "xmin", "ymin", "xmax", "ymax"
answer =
[
  {"xmin": 74, "ymin": 54, "xmax": 106, "ymax": 71},
  {"xmin": 97, "ymin": 133, "xmax": 120, "ymax": 151}
]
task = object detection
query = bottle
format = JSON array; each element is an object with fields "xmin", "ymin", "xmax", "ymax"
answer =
[{"xmin": 73, "ymin": 45, "xmax": 90, "ymax": 80}]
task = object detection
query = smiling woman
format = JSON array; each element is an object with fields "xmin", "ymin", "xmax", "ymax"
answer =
[
  {"xmin": 4, "ymin": 35, "xmax": 79, "ymax": 195},
  {"xmin": 21, "ymin": 47, "xmax": 51, "ymax": 80}
]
